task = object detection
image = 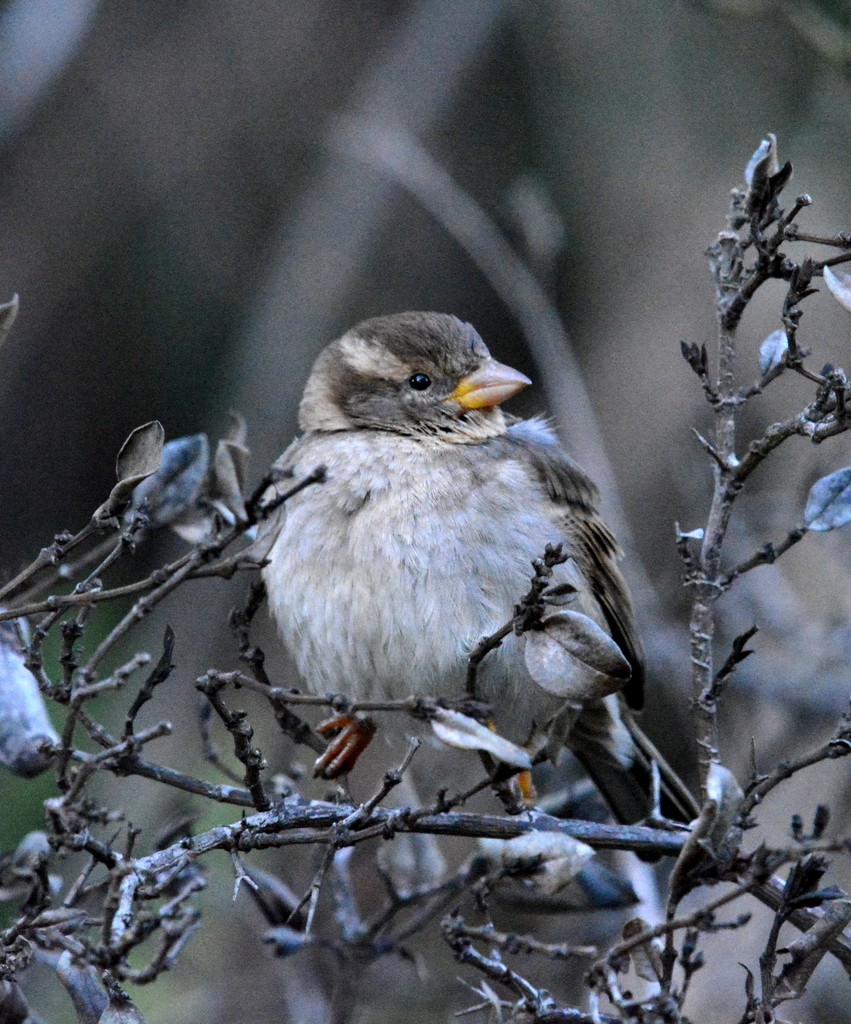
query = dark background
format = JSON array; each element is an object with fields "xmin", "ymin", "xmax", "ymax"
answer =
[{"xmin": 2, "ymin": 2, "xmax": 850, "ymax": 1021}]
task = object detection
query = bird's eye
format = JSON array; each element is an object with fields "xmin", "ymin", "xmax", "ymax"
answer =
[{"xmin": 408, "ymin": 373, "xmax": 431, "ymax": 391}]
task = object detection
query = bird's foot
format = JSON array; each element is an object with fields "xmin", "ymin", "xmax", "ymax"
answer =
[
  {"xmin": 514, "ymin": 769, "xmax": 538, "ymax": 809},
  {"xmin": 313, "ymin": 713, "xmax": 377, "ymax": 779}
]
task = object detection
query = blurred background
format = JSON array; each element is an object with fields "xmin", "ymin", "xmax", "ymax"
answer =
[{"xmin": 2, "ymin": 1, "xmax": 851, "ymax": 1021}]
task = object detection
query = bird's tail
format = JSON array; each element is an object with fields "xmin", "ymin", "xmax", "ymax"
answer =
[{"xmin": 567, "ymin": 696, "xmax": 698, "ymax": 826}]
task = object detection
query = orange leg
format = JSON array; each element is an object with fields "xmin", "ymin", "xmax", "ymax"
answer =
[
  {"xmin": 515, "ymin": 769, "xmax": 537, "ymax": 808},
  {"xmin": 313, "ymin": 714, "xmax": 377, "ymax": 779}
]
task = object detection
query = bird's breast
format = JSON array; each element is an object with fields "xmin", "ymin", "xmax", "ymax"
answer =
[{"xmin": 263, "ymin": 434, "xmax": 582, "ymax": 733}]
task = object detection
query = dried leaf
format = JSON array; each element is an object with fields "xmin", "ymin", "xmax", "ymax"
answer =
[
  {"xmin": 212, "ymin": 438, "xmax": 250, "ymax": 523},
  {"xmin": 223, "ymin": 410, "xmax": 248, "ymax": 445},
  {"xmin": 481, "ymin": 831, "xmax": 594, "ymax": 895},
  {"xmin": 0, "ymin": 294, "xmax": 19, "ymax": 352},
  {"xmin": 0, "ymin": 620, "xmax": 58, "ymax": 777},
  {"xmin": 131, "ymin": 433, "xmax": 209, "ymax": 527},
  {"xmin": 804, "ymin": 467, "xmax": 851, "ymax": 531},
  {"xmin": 100, "ymin": 421, "xmax": 165, "ymax": 516},
  {"xmin": 524, "ymin": 612, "xmax": 629, "ymax": 700},
  {"xmin": 823, "ymin": 265, "xmax": 851, "ymax": 313},
  {"xmin": 758, "ymin": 329, "xmax": 788, "ymax": 374},
  {"xmin": 116, "ymin": 420, "xmax": 165, "ymax": 488},
  {"xmin": 429, "ymin": 707, "xmax": 531, "ymax": 768},
  {"xmin": 622, "ymin": 918, "xmax": 664, "ymax": 983}
]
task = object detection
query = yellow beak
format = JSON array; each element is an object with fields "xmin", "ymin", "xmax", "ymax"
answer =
[{"xmin": 447, "ymin": 359, "xmax": 532, "ymax": 411}]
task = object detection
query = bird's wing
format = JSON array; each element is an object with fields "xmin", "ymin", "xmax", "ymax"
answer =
[{"xmin": 501, "ymin": 419, "xmax": 645, "ymax": 709}]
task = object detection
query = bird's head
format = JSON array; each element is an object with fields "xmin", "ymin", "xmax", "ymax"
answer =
[{"xmin": 298, "ymin": 312, "xmax": 531, "ymax": 442}]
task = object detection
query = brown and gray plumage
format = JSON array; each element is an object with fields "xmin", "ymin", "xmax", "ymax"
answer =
[{"xmin": 264, "ymin": 311, "xmax": 666, "ymax": 823}]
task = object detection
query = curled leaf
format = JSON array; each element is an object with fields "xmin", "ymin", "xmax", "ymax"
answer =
[
  {"xmin": 429, "ymin": 707, "xmax": 531, "ymax": 769},
  {"xmin": 99, "ymin": 421, "xmax": 165, "ymax": 516},
  {"xmin": 758, "ymin": 329, "xmax": 788, "ymax": 375},
  {"xmin": 131, "ymin": 433, "xmax": 209, "ymax": 528},
  {"xmin": 524, "ymin": 611, "xmax": 630, "ymax": 700},
  {"xmin": 804, "ymin": 467, "xmax": 851, "ymax": 531},
  {"xmin": 480, "ymin": 831, "xmax": 594, "ymax": 895},
  {"xmin": 823, "ymin": 265, "xmax": 851, "ymax": 313},
  {"xmin": 0, "ymin": 620, "xmax": 58, "ymax": 777}
]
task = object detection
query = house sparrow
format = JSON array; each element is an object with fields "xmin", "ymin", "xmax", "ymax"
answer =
[{"xmin": 263, "ymin": 312, "xmax": 685, "ymax": 823}]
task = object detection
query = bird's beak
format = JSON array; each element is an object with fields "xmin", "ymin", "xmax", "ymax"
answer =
[{"xmin": 447, "ymin": 359, "xmax": 532, "ymax": 411}]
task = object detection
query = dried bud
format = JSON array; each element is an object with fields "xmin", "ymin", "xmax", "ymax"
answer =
[
  {"xmin": 705, "ymin": 762, "xmax": 744, "ymax": 850},
  {"xmin": 744, "ymin": 134, "xmax": 779, "ymax": 187},
  {"xmin": 758, "ymin": 329, "xmax": 788, "ymax": 375}
]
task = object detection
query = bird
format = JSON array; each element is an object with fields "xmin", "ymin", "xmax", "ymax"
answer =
[{"xmin": 262, "ymin": 311, "xmax": 691, "ymax": 824}]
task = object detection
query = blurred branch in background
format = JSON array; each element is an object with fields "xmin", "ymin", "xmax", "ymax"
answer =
[
  {"xmin": 227, "ymin": 0, "xmax": 515, "ymax": 470},
  {"xmin": 0, "ymin": 0, "xmax": 99, "ymax": 139}
]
